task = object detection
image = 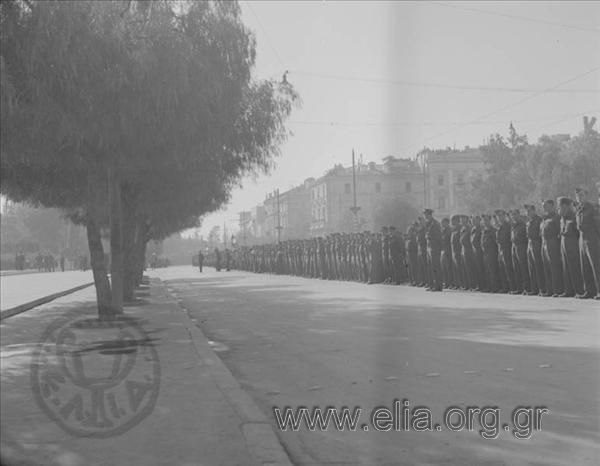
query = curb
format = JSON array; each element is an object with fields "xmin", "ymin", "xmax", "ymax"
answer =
[
  {"xmin": 159, "ymin": 278, "xmax": 294, "ymax": 466},
  {"xmin": 0, "ymin": 282, "xmax": 95, "ymax": 321}
]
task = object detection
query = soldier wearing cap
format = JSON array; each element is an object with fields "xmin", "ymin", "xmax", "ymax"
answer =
[
  {"xmin": 368, "ymin": 231, "xmax": 384, "ymax": 284},
  {"xmin": 381, "ymin": 227, "xmax": 392, "ymax": 283},
  {"xmin": 416, "ymin": 217, "xmax": 428, "ymax": 287},
  {"xmin": 459, "ymin": 215, "xmax": 476, "ymax": 290},
  {"xmin": 471, "ymin": 215, "xmax": 487, "ymax": 291},
  {"xmin": 405, "ymin": 224, "xmax": 419, "ymax": 286},
  {"xmin": 389, "ymin": 226, "xmax": 405, "ymax": 284},
  {"xmin": 540, "ymin": 199, "xmax": 563, "ymax": 297},
  {"xmin": 424, "ymin": 209, "xmax": 443, "ymax": 291},
  {"xmin": 450, "ymin": 215, "xmax": 464, "ymax": 289},
  {"xmin": 524, "ymin": 204, "xmax": 545, "ymax": 295},
  {"xmin": 575, "ymin": 187, "xmax": 600, "ymax": 299},
  {"xmin": 495, "ymin": 209, "xmax": 516, "ymax": 293},
  {"xmin": 558, "ymin": 196, "xmax": 583, "ymax": 297},
  {"xmin": 440, "ymin": 217, "xmax": 454, "ymax": 289},
  {"xmin": 481, "ymin": 213, "xmax": 500, "ymax": 292},
  {"xmin": 359, "ymin": 232, "xmax": 369, "ymax": 283},
  {"xmin": 510, "ymin": 209, "xmax": 530, "ymax": 294}
]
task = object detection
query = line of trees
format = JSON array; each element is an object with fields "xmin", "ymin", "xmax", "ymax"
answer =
[
  {"xmin": 1, "ymin": 0, "xmax": 298, "ymax": 317},
  {"xmin": 465, "ymin": 119, "xmax": 600, "ymax": 213}
]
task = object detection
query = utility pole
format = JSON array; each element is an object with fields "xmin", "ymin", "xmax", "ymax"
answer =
[
  {"xmin": 350, "ymin": 149, "xmax": 361, "ymax": 232},
  {"xmin": 275, "ymin": 189, "xmax": 282, "ymax": 243}
]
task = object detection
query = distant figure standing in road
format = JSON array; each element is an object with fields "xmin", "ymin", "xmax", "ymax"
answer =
[
  {"xmin": 225, "ymin": 249, "xmax": 231, "ymax": 271},
  {"xmin": 198, "ymin": 250, "xmax": 204, "ymax": 272},
  {"xmin": 215, "ymin": 248, "xmax": 222, "ymax": 272},
  {"xmin": 60, "ymin": 255, "xmax": 65, "ymax": 272}
]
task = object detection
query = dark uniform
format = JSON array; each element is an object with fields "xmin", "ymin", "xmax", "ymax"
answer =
[
  {"xmin": 481, "ymin": 216, "xmax": 499, "ymax": 292},
  {"xmin": 441, "ymin": 220, "xmax": 454, "ymax": 288},
  {"xmin": 558, "ymin": 198, "xmax": 583, "ymax": 296},
  {"xmin": 424, "ymin": 210, "xmax": 443, "ymax": 291},
  {"xmin": 450, "ymin": 216, "xmax": 464, "ymax": 289},
  {"xmin": 470, "ymin": 219, "xmax": 486, "ymax": 291},
  {"xmin": 540, "ymin": 203, "xmax": 563, "ymax": 296},
  {"xmin": 405, "ymin": 227, "xmax": 419, "ymax": 285},
  {"xmin": 575, "ymin": 197, "xmax": 600, "ymax": 298},
  {"xmin": 495, "ymin": 212, "xmax": 515, "ymax": 292},
  {"xmin": 510, "ymin": 213, "xmax": 530, "ymax": 293},
  {"xmin": 459, "ymin": 219, "xmax": 476, "ymax": 290},
  {"xmin": 525, "ymin": 207, "xmax": 545, "ymax": 295}
]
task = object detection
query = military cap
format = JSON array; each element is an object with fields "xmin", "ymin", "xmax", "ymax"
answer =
[
  {"xmin": 557, "ymin": 196, "xmax": 573, "ymax": 206},
  {"xmin": 423, "ymin": 208, "xmax": 434, "ymax": 215},
  {"xmin": 542, "ymin": 199, "xmax": 555, "ymax": 206},
  {"xmin": 494, "ymin": 209, "xmax": 506, "ymax": 215},
  {"xmin": 509, "ymin": 209, "xmax": 520, "ymax": 215},
  {"xmin": 523, "ymin": 204, "xmax": 535, "ymax": 210},
  {"xmin": 575, "ymin": 187, "xmax": 588, "ymax": 194}
]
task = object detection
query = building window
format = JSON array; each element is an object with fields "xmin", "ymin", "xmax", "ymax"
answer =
[
  {"xmin": 405, "ymin": 181, "xmax": 411, "ymax": 193},
  {"xmin": 344, "ymin": 183, "xmax": 351, "ymax": 194},
  {"xmin": 375, "ymin": 182, "xmax": 381, "ymax": 193},
  {"xmin": 438, "ymin": 197, "xmax": 446, "ymax": 209},
  {"xmin": 438, "ymin": 174, "xmax": 444, "ymax": 186}
]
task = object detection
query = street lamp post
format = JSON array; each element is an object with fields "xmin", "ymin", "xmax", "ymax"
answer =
[{"xmin": 350, "ymin": 149, "xmax": 361, "ymax": 232}]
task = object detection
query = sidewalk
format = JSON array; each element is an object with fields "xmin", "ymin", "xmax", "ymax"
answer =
[
  {"xmin": 0, "ymin": 270, "xmax": 94, "ymax": 311},
  {"xmin": 0, "ymin": 278, "xmax": 291, "ymax": 466}
]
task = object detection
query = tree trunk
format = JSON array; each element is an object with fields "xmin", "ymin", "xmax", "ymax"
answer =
[
  {"xmin": 108, "ymin": 166, "xmax": 124, "ymax": 313},
  {"xmin": 122, "ymin": 215, "xmax": 137, "ymax": 302},
  {"xmin": 86, "ymin": 218, "xmax": 113, "ymax": 318},
  {"xmin": 135, "ymin": 239, "xmax": 147, "ymax": 286}
]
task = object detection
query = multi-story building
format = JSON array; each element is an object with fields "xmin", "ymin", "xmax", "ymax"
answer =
[
  {"xmin": 259, "ymin": 179, "xmax": 312, "ymax": 242},
  {"xmin": 416, "ymin": 147, "xmax": 485, "ymax": 218},
  {"xmin": 242, "ymin": 149, "xmax": 485, "ymax": 242},
  {"xmin": 309, "ymin": 157, "xmax": 424, "ymax": 236}
]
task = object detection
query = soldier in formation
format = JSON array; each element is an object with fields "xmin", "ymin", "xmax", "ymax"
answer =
[{"xmin": 231, "ymin": 188, "xmax": 600, "ymax": 300}]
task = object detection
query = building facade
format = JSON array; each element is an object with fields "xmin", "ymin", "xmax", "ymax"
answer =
[
  {"xmin": 240, "ymin": 149, "xmax": 485, "ymax": 242},
  {"xmin": 416, "ymin": 147, "xmax": 484, "ymax": 219},
  {"xmin": 309, "ymin": 157, "xmax": 424, "ymax": 236}
]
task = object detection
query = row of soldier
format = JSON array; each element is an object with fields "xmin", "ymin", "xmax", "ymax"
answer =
[{"xmin": 231, "ymin": 187, "xmax": 600, "ymax": 300}]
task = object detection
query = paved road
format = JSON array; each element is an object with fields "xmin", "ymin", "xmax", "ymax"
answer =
[
  {"xmin": 0, "ymin": 270, "xmax": 93, "ymax": 311},
  {"xmin": 152, "ymin": 266, "xmax": 599, "ymax": 466}
]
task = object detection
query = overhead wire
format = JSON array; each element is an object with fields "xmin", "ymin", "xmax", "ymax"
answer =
[
  {"xmin": 289, "ymin": 70, "xmax": 600, "ymax": 94},
  {"xmin": 398, "ymin": 67, "xmax": 600, "ymax": 154},
  {"xmin": 427, "ymin": 1, "xmax": 600, "ymax": 34}
]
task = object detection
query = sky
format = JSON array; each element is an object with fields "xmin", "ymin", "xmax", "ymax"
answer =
[{"xmin": 193, "ymin": 1, "xmax": 600, "ymax": 236}]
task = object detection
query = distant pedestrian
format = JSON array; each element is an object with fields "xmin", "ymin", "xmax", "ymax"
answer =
[
  {"xmin": 215, "ymin": 248, "xmax": 222, "ymax": 271},
  {"xmin": 198, "ymin": 250, "xmax": 204, "ymax": 272}
]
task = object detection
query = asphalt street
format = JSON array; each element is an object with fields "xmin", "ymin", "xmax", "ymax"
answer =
[{"xmin": 151, "ymin": 265, "xmax": 599, "ymax": 466}]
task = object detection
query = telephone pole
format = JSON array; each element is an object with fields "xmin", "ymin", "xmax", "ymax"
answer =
[{"xmin": 350, "ymin": 149, "xmax": 361, "ymax": 232}]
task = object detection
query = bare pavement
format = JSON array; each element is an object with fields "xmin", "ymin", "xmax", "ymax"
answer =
[
  {"xmin": 0, "ymin": 265, "xmax": 598, "ymax": 466},
  {"xmin": 154, "ymin": 266, "xmax": 599, "ymax": 466}
]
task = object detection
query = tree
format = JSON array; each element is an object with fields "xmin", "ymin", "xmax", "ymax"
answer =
[
  {"xmin": 466, "ymin": 118, "xmax": 600, "ymax": 212},
  {"xmin": 372, "ymin": 197, "xmax": 419, "ymax": 232},
  {"xmin": 1, "ymin": 0, "xmax": 298, "ymax": 316}
]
